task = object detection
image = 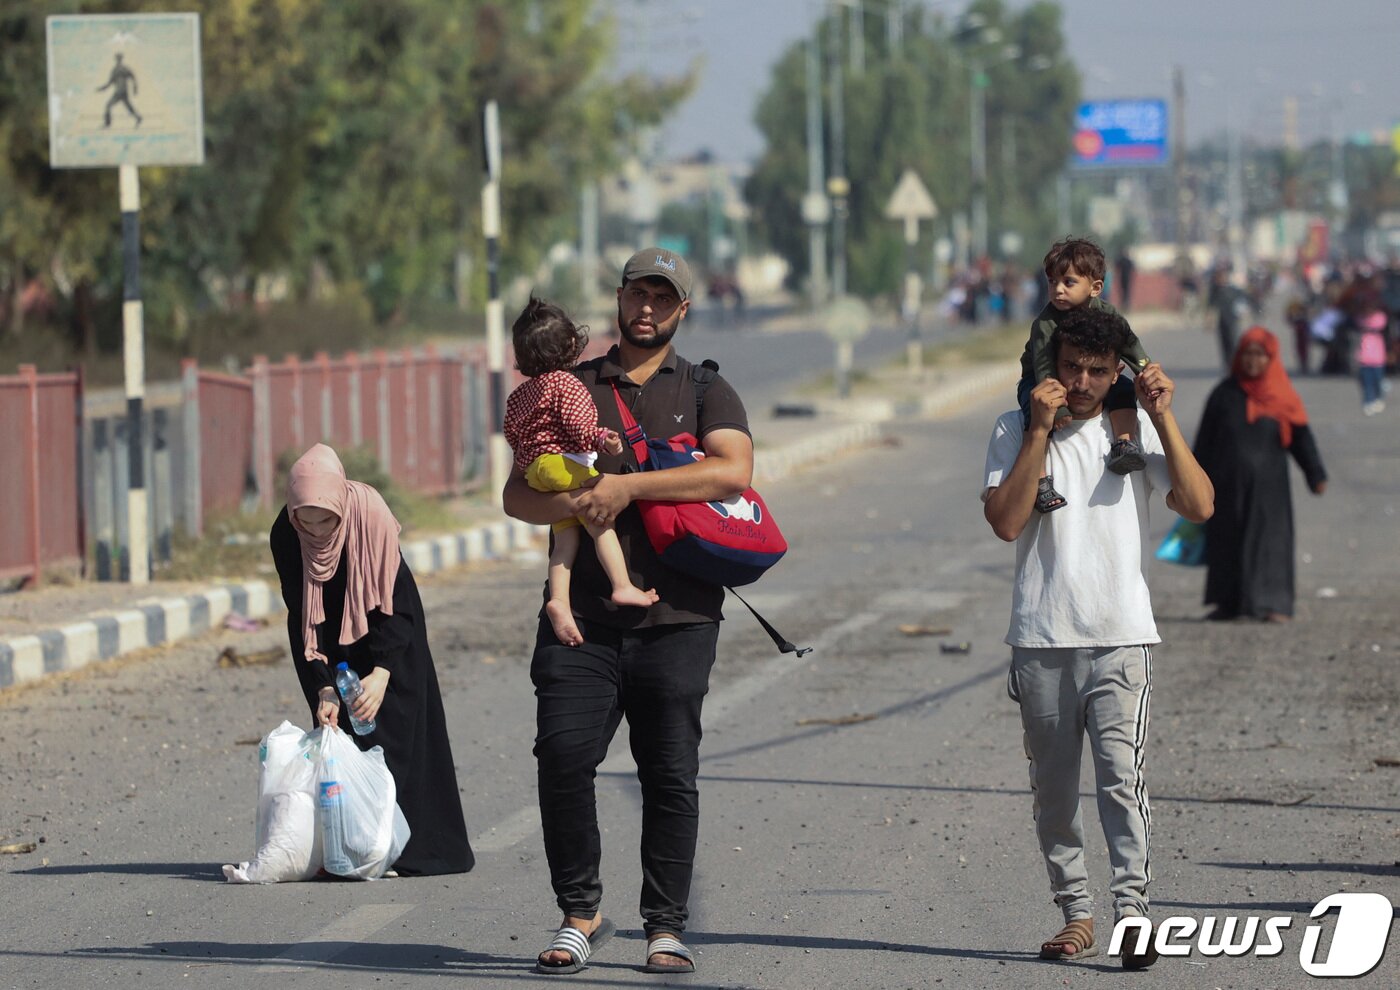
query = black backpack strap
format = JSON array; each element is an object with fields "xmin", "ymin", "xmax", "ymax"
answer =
[
  {"xmin": 726, "ymin": 586, "xmax": 812, "ymax": 657},
  {"xmin": 692, "ymin": 359, "xmax": 718, "ymax": 424}
]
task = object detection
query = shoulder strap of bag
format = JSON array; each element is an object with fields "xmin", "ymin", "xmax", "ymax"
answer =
[
  {"xmin": 726, "ymin": 586, "xmax": 812, "ymax": 657},
  {"xmin": 610, "ymin": 382, "xmax": 650, "ymax": 469}
]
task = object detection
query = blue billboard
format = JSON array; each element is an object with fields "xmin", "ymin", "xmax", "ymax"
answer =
[{"xmin": 1071, "ymin": 99, "xmax": 1169, "ymax": 168}]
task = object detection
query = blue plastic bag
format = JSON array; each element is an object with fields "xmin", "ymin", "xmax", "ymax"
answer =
[{"xmin": 1155, "ymin": 519, "xmax": 1206, "ymax": 566}]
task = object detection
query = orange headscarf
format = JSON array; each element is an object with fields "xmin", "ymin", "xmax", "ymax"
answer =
[
  {"xmin": 287, "ymin": 444, "xmax": 402, "ymax": 663},
  {"xmin": 1231, "ymin": 326, "xmax": 1308, "ymax": 447}
]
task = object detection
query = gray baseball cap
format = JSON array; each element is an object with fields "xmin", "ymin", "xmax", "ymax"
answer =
[{"xmin": 621, "ymin": 247, "xmax": 692, "ymax": 301}]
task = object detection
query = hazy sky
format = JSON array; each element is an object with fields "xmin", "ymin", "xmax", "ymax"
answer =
[{"xmin": 614, "ymin": 0, "xmax": 1400, "ymax": 164}]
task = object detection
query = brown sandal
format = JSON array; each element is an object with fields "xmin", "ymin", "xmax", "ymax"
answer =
[{"xmin": 1039, "ymin": 918, "xmax": 1099, "ymax": 960}]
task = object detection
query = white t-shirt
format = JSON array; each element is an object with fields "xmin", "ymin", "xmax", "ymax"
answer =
[{"xmin": 982, "ymin": 409, "xmax": 1173, "ymax": 648}]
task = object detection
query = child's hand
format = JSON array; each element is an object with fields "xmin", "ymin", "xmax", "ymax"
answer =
[
  {"xmin": 1135, "ymin": 363, "xmax": 1174, "ymax": 416},
  {"xmin": 601, "ymin": 429, "xmax": 623, "ymax": 456}
]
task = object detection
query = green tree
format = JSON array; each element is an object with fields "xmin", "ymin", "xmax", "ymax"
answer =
[
  {"xmin": 746, "ymin": 1, "xmax": 1078, "ymax": 298},
  {"xmin": 1, "ymin": 0, "xmax": 693, "ymax": 358}
]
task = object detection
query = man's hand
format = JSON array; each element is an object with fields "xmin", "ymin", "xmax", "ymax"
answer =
[
  {"xmin": 1135, "ymin": 363, "xmax": 1174, "ymax": 418},
  {"xmin": 601, "ymin": 429, "xmax": 623, "ymax": 457},
  {"xmin": 574, "ymin": 473, "xmax": 633, "ymax": 528},
  {"xmin": 1029, "ymin": 378, "xmax": 1068, "ymax": 434}
]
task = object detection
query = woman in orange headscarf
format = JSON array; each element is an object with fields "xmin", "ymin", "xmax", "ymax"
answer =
[
  {"xmin": 270, "ymin": 444, "xmax": 474, "ymax": 876},
  {"xmin": 1192, "ymin": 328, "xmax": 1327, "ymax": 622}
]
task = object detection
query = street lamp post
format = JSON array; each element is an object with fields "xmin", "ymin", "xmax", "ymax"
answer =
[
  {"xmin": 826, "ymin": 3, "xmax": 849, "ymax": 297},
  {"xmin": 967, "ymin": 44, "xmax": 1023, "ymax": 263},
  {"xmin": 803, "ymin": 36, "xmax": 830, "ymax": 307},
  {"xmin": 970, "ymin": 65, "xmax": 989, "ymax": 262}
]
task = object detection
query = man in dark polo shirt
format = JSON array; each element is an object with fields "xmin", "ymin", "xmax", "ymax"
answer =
[{"xmin": 503, "ymin": 247, "xmax": 753, "ymax": 976}]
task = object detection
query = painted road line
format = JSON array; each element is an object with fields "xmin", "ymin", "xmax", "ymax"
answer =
[{"xmin": 255, "ymin": 903, "xmax": 417, "ymax": 974}]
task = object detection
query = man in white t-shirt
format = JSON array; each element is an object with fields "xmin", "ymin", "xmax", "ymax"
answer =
[{"xmin": 982, "ymin": 305, "xmax": 1213, "ymax": 969}]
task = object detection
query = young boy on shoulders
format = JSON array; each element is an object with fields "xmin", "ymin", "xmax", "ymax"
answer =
[{"xmin": 1018, "ymin": 237, "xmax": 1155, "ymax": 513}]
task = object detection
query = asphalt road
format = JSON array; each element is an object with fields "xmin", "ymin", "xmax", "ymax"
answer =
[
  {"xmin": 632, "ymin": 304, "xmax": 959, "ymax": 400},
  {"xmin": 3, "ymin": 314, "xmax": 1398, "ymax": 989}
]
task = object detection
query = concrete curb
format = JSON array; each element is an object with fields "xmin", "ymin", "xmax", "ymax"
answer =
[
  {"xmin": 0, "ymin": 519, "xmax": 543, "ymax": 691},
  {"xmin": 0, "ymin": 361, "xmax": 1012, "ymax": 691}
]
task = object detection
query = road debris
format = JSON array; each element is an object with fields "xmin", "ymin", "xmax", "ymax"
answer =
[
  {"xmin": 222, "ymin": 613, "xmax": 266, "ymax": 632},
  {"xmin": 217, "ymin": 646, "xmax": 284, "ymax": 668},
  {"xmin": 795, "ymin": 713, "xmax": 879, "ymax": 727},
  {"xmin": 897, "ymin": 624, "xmax": 951, "ymax": 637}
]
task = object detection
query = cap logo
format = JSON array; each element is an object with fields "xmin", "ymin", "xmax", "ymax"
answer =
[{"xmin": 654, "ymin": 255, "xmax": 677, "ymax": 271}]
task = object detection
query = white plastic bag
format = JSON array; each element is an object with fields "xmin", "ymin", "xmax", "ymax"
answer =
[
  {"xmin": 315, "ymin": 725, "xmax": 410, "ymax": 880},
  {"xmin": 223, "ymin": 720, "xmax": 322, "ymax": 883}
]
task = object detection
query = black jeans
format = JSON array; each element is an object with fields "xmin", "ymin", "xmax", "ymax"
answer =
[{"xmin": 531, "ymin": 616, "xmax": 718, "ymax": 937}]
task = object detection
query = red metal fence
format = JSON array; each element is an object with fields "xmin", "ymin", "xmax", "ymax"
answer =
[
  {"xmin": 12, "ymin": 342, "xmax": 495, "ymax": 580},
  {"xmin": 248, "ymin": 346, "xmax": 472, "ymax": 509},
  {"xmin": 0, "ymin": 365, "xmax": 83, "ymax": 585}
]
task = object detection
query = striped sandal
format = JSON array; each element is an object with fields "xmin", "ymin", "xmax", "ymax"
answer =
[
  {"xmin": 1038, "ymin": 918, "xmax": 1098, "ymax": 960},
  {"xmin": 534, "ymin": 918, "xmax": 615, "ymax": 976},
  {"xmin": 643, "ymin": 934, "xmax": 696, "ymax": 974}
]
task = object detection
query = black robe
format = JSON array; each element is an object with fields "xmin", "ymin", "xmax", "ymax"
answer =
[
  {"xmin": 270, "ymin": 507, "xmax": 474, "ymax": 876},
  {"xmin": 1192, "ymin": 380, "xmax": 1327, "ymax": 619}
]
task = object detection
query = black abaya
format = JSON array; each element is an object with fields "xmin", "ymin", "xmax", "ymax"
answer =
[
  {"xmin": 1192, "ymin": 380, "xmax": 1327, "ymax": 619},
  {"xmin": 270, "ymin": 507, "xmax": 474, "ymax": 876}
]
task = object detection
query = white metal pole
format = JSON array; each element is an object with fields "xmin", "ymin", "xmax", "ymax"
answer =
[
  {"xmin": 119, "ymin": 164, "xmax": 148, "ymax": 584},
  {"xmin": 481, "ymin": 100, "xmax": 509, "ymax": 506}
]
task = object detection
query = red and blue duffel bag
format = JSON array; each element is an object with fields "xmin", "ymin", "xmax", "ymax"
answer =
[{"xmin": 610, "ymin": 382, "xmax": 786, "ymax": 588}]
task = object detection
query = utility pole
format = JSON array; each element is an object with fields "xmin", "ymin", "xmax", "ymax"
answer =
[
  {"xmin": 886, "ymin": 0, "xmax": 902, "ymax": 53},
  {"xmin": 1172, "ymin": 66, "xmax": 1190, "ymax": 265},
  {"xmin": 847, "ymin": 0, "xmax": 864, "ymax": 75},
  {"xmin": 1226, "ymin": 96, "xmax": 1247, "ymax": 279},
  {"xmin": 802, "ymin": 35, "xmax": 830, "ymax": 307},
  {"xmin": 969, "ymin": 64, "xmax": 988, "ymax": 262},
  {"xmin": 579, "ymin": 181, "xmax": 599, "ymax": 312},
  {"xmin": 826, "ymin": 3, "xmax": 849, "ymax": 297}
]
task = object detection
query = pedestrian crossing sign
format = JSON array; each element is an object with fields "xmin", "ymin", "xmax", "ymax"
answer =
[{"xmin": 46, "ymin": 13, "xmax": 204, "ymax": 169}]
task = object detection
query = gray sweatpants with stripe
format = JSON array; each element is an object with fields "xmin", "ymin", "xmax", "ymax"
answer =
[{"xmin": 1009, "ymin": 645, "xmax": 1152, "ymax": 924}]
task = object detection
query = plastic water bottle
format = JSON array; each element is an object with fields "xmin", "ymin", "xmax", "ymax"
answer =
[
  {"xmin": 319, "ymin": 757, "xmax": 352, "ymax": 875},
  {"xmin": 335, "ymin": 662, "xmax": 375, "ymax": 736}
]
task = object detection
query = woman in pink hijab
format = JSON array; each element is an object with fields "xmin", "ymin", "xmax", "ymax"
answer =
[{"xmin": 270, "ymin": 444, "xmax": 473, "ymax": 876}]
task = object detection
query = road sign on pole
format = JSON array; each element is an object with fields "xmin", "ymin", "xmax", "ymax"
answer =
[
  {"xmin": 822, "ymin": 295, "xmax": 871, "ymax": 400},
  {"xmin": 47, "ymin": 13, "xmax": 204, "ymax": 169},
  {"xmin": 47, "ymin": 13, "xmax": 204, "ymax": 584},
  {"xmin": 884, "ymin": 168, "xmax": 938, "ymax": 241},
  {"xmin": 884, "ymin": 170, "xmax": 937, "ymax": 376}
]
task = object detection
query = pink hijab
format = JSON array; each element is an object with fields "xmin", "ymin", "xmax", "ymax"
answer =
[{"xmin": 287, "ymin": 444, "xmax": 402, "ymax": 663}]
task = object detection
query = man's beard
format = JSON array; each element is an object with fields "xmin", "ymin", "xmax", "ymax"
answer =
[{"xmin": 617, "ymin": 305, "xmax": 679, "ymax": 350}]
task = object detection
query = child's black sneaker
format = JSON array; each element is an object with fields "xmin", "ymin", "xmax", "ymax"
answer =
[
  {"xmin": 1106, "ymin": 438, "xmax": 1146, "ymax": 475},
  {"xmin": 1035, "ymin": 476, "xmax": 1067, "ymax": 514}
]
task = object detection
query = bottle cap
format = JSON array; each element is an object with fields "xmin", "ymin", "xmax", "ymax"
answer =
[{"xmin": 336, "ymin": 661, "xmax": 349, "ymax": 671}]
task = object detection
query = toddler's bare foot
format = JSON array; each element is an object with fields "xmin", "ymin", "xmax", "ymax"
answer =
[
  {"xmin": 545, "ymin": 599, "xmax": 583, "ymax": 646},
  {"xmin": 611, "ymin": 585, "xmax": 659, "ymax": 609}
]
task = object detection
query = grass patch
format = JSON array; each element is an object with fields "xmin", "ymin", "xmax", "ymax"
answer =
[
  {"xmin": 923, "ymin": 320, "xmax": 1026, "ymax": 366},
  {"xmin": 155, "ymin": 446, "xmax": 463, "ymax": 582}
]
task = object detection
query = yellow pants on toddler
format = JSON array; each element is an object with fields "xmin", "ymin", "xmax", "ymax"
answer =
[{"xmin": 525, "ymin": 453, "xmax": 598, "ymax": 532}]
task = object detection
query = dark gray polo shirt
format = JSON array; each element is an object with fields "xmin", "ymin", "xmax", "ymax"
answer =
[{"xmin": 559, "ymin": 344, "xmax": 751, "ymax": 628}]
